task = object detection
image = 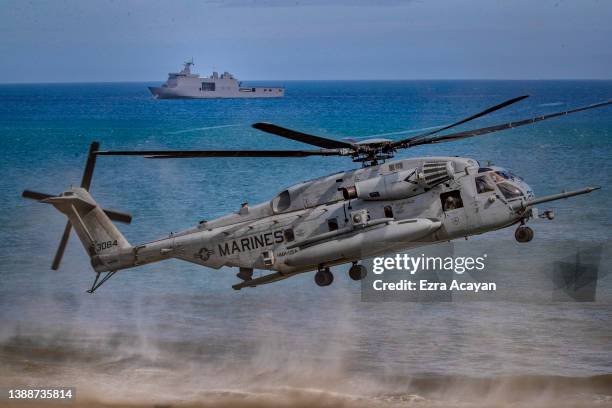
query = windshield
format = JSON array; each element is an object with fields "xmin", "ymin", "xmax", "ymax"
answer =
[
  {"xmin": 497, "ymin": 182, "xmax": 523, "ymax": 200},
  {"xmin": 495, "ymin": 170, "xmax": 512, "ymax": 180},
  {"xmin": 479, "ymin": 168, "xmax": 523, "ymax": 183},
  {"xmin": 475, "ymin": 175, "xmax": 495, "ymax": 194},
  {"xmin": 494, "ymin": 169, "xmax": 523, "ymax": 182}
]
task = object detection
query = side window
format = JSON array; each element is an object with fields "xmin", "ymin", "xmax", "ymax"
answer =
[
  {"xmin": 440, "ymin": 190, "xmax": 464, "ymax": 211},
  {"xmin": 384, "ymin": 205, "xmax": 394, "ymax": 218},
  {"xmin": 327, "ymin": 218, "xmax": 339, "ymax": 231},
  {"xmin": 284, "ymin": 228, "xmax": 295, "ymax": 242},
  {"xmin": 475, "ymin": 175, "xmax": 495, "ymax": 194}
]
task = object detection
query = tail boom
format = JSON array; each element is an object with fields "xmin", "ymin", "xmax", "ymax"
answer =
[{"xmin": 46, "ymin": 187, "xmax": 187, "ymax": 273}]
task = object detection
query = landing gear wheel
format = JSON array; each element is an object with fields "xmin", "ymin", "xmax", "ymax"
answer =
[
  {"xmin": 515, "ymin": 226, "xmax": 534, "ymax": 243},
  {"xmin": 348, "ymin": 264, "xmax": 367, "ymax": 281},
  {"xmin": 314, "ymin": 268, "xmax": 334, "ymax": 287}
]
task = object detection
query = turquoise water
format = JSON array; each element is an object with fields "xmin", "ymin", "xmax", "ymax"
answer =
[{"xmin": 1, "ymin": 81, "xmax": 611, "ymax": 405}]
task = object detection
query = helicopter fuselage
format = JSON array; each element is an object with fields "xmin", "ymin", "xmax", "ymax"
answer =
[{"xmin": 90, "ymin": 156, "xmax": 536, "ymax": 286}]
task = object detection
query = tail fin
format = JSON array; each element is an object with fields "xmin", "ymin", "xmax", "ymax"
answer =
[{"xmin": 44, "ymin": 187, "xmax": 131, "ymax": 258}]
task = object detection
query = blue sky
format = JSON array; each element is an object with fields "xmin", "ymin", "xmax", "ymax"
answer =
[{"xmin": 1, "ymin": 0, "xmax": 611, "ymax": 82}]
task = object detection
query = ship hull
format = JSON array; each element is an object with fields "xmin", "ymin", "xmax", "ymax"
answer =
[{"xmin": 148, "ymin": 86, "xmax": 284, "ymax": 99}]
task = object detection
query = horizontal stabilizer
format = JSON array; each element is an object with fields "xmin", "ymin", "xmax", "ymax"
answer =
[{"xmin": 22, "ymin": 189, "xmax": 132, "ymax": 224}]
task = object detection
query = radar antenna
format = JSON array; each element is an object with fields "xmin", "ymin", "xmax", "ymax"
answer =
[{"xmin": 181, "ymin": 58, "xmax": 194, "ymax": 75}]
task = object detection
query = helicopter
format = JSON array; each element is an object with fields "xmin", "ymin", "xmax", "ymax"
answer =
[{"xmin": 22, "ymin": 96, "xmax": 610, "ymax": 293}]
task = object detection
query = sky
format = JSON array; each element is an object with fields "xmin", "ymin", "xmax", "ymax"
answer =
[{"xmin": 1, "ymin": 0, "xmax": 611, "ymax": 82}]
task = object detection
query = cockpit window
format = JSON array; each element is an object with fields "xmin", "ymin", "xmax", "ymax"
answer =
[
  {"xmin": 490, "ymin": 172, "xmax": 505, "ymax": 183},
  {"xmin": 478, "ymin": 168, "xmax": 523, "ymax": 182},
  {"xmin": 495, "ymin": 170, "xmax": 511, "ymax": 180},
  {"xmin": 497, "ymin": 182, "xmax": 523, "ymax": 200},
  {"xmin": 475, "ymin": 175, "xmax": 495, "ymax": 194},
  {"xmin": 494, "ymin": 169, "xmax": 523, "ymax": 182}
]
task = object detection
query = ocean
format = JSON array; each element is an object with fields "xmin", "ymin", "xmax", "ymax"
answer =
[{"xmin": 1, "ymin": 80, "xmax": 611, "ymax": 407}]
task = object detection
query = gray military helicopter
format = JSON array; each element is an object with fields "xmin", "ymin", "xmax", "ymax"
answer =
[{"xmin": 22, "ymin": 96, "xmax": 610, "ymax": 292}]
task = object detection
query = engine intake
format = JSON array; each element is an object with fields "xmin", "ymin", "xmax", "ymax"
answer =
[{"xmin": 341, "ymin": 161, "xmax": 455, "ymax": 201}]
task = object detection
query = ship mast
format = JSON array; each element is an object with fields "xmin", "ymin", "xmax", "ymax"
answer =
[{"xmin": 180, "ymin": 58, "xmax": 194, "ymax": 75}]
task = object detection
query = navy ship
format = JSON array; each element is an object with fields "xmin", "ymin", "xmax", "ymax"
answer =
[{"xmin": 148, "ymin": 60, "xmax": 284, "ymax": 99}]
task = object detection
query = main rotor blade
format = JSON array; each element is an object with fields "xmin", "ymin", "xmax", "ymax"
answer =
[
  {"xmin": 52, "ymin": 222, "xmax": 71, "ymax": 270},
  {"xmin": 96, "ymin": 150, "xmax": 343, "ymax": 158},
  {"xmin": 81, "ymin": 141, "xmax": 99, "ymax": 190},
  {"xmin": 252, "ymin": 122, "xmax": 355, "ymax": 149},
  {"xmin": 399, "ymin": 99, "xmax": 612, "ymax": 148},
  {"xmin": 393, "ymin": 95, "xmax": 529, "ymax": 147}
]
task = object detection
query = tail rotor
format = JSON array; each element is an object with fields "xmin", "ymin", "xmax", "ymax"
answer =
[{"xmin": 22, "ymin": 141, "xmax": 132, "ymax": 270}]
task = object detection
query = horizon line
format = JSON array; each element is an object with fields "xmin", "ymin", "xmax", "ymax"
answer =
[{"xmin": 2, "ymin": 78, "xmax": 612, "ymax": 85}]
